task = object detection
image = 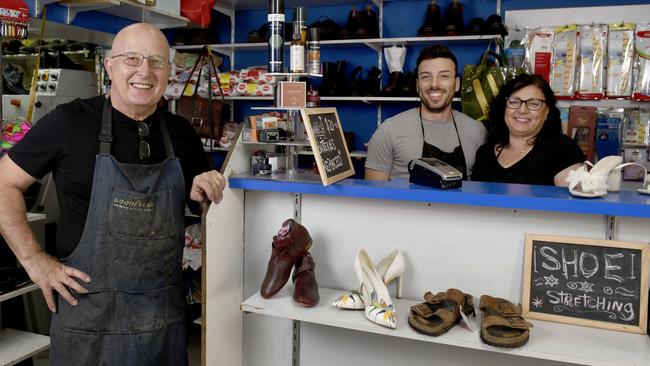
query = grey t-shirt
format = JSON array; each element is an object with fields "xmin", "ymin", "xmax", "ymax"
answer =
[{"xmin": 365, "ymin": 108, "xmax": 487, "ymax": 179}]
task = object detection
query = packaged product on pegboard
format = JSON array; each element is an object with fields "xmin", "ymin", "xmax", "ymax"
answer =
[
  {"xmin": 0, "ymin": 0, "xmax": 29, "ymax": 39},
  {"xmin": 550, "ymin": 24, "xmax": 577, "ymax": 99},
  {"xmin": 522, "ymin": 27, "xmax": 554, "ymax": 82},
  {"xmin": 633, "ymin": 23, "xmax": 650, "ymax": 101},
  {"xmin": 576, "ymin": 24, "xmax": 606, "ymax": 100},
  {"xmin": 607, "ymin": 23, "xmax": 635, "ymax": 98}
]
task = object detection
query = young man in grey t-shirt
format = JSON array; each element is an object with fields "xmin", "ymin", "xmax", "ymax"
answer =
[{"xmin": 365, "ymin": 45, "xmax": 487, "ymax": 180}]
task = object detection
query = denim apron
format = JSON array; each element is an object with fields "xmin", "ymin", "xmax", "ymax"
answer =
[
  {"xmin": 50, "ymin": 100, "xmax": 188, "ymax": 365},
  {"xmin": 419, "ymin": 108, "xmax": 468, "ymax": 179}
]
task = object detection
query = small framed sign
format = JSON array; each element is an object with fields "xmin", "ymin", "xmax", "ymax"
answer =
[
  {"xmin": 523, "ymin": 234, "xmax": 649, "ymax": 334},
  {"xmin": 300, "ymin": 108, "xmax": 354, "ymax": 185}
]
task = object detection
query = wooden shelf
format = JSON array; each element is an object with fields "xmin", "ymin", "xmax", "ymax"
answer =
[
  {"xmin": 242, "ymin": 287, "xmax": 650, "ymax": 366},
  {"xmin": 0, "ymin": 283, "xmax": 38, "ymax": 303},
  {"xmin": 0, "ymin": 328, "xmax": 49, "ymax": 366}
]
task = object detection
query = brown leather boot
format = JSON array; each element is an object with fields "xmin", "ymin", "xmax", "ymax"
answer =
[
  {"xmin": 292, "ymin": 253, "xmax": 319, "ymax": 307},
  {"xmin": 260, "ymin": 219, "xmax": 313, "ymax": 299}
]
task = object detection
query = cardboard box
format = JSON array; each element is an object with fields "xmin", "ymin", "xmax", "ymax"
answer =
[{"xmin": 276, "ymin": 81, "xmax": 306, "ymax": 108}]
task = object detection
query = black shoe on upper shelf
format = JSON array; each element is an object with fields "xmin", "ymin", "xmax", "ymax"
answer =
[
  {"xmin": 418, "ymin": 0, "xmax": 443, "ymax": 37},
  {"xmin": 466, "ymin": 17, "xmax": 486, "ymax": 35},
  {"xmin": 308, "ymin": 16, "xmax": 340, "ymax": 41},
  {"xmin": 443, "ymin": 0, "xmax": 464, "ymax": 36},
  {"xmin": 362, "ymin": 5, "xmax": 379, "ymax": 38},
  {"xmin": 485, "ymin": 14, "xmax": 508, "ymax": 36}
]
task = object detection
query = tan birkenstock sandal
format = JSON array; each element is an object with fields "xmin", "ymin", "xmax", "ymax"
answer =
[
  {"xmin": 408, "ymin": 288, "xmax": 475, "ymax": 337},
  {"xmin": 479, "ymin": 295, "xmax": 533, "ymax": 348}
]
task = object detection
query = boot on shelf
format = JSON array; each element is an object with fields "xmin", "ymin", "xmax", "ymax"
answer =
[
  {"xmin": 332, "ymin": 60, "xmax": 349, "ymax": 96},
  {"xmin": 402, "ymin": 71, "xmax": 417, "ymax": 97},
  {"xmin": 383, "ymin": 71, "xmax": 405, "ymax": 97},
  {"xmin": 349, "ymin": 66, "xmax": 367, "ymax": 96},
  {"xmin": 339, "ymin": 6, "xmax": 362, "ymax": 39},
  {"xmin": 365, "ymin": 66, "xmax": 382, "ymax": 96},
  {"xmin": 418, "ymin": 0, "xmax": 443, "ymax": 37},
  {"xmin": 361, "ymin": 5, "xmax": 379, "ymax": 39},
  {"xmin": 319, "ymin": 61, "xmax": 337, "ymax": 96},
  {"xmin": 443, "ymin": 0, "xmax": 464, "ymax": 36}
]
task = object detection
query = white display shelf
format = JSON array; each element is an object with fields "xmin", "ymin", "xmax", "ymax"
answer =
[
  {"xmin": 221, "ymin": 96, "xmax": 457, "ymax": 103},
  {"xmin": 174, "ymin": 34, "xmax": 499, "ymax": 53},
  {"xmin": 298, "ymin": 149, "xmax": 367, "ymax": 158},
  {"xmin": 59, "ymin": 0, "xmax": 189, "ymax": 28},
  {"xmin": 0, "ymin": 328, "xmax": 49, "ymax": 366},
  {"xmin": 557, "ymin": 99, "xmax": 650, "ymax": 108},
  {"xmin": 241, "ymin": 140, "xmax": 310, "ymax": 147},
  {"xmin": 241, "ymin": 287, "xmax": 650, "ymax": 366},
  {"xmin": 0, "ymin": 283, "xmax": 38, "ymax": 303}
]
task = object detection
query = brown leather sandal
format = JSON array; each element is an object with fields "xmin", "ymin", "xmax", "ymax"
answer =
[
  {"xmin": 408, "ymin": 288, "xmax": 475, "ymax": 336},
  {"xmin": 479, "ymin": 295, "xmax": 534, "ymax": 348}
]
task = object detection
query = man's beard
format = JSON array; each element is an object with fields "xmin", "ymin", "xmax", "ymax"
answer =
[{"xmin": 419, "ymin": 89, "xmax": 454, "ymax": 114}]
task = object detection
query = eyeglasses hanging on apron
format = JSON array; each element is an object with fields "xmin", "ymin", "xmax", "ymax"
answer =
[{"xmin": 419, "ymin": 108, "xmax": 468, "ymax": 179}]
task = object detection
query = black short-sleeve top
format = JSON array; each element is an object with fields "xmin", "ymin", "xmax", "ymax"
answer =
[{"xmin": 471, "ymin": 134, "xmax": 585, "ymax": 186}]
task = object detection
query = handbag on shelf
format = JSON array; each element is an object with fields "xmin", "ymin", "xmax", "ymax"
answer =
[
  {"xmin": 461, "ymin": 39, "xmax": 524, "ymax": 123},
  {"xmin": 176, "ymin": 46, "xmax": 226, "ymax": 141}
]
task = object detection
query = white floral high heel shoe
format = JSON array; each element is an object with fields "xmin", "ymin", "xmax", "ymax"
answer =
[
  {"xmin": 332, "ymin": 249, "xmax": 405, "ymax": 310},
  {"xmin": 566, "ymin": 156, "xmax": 647, "ymax": 197},
  {"xmin": 355, "ymin": 249, "xmax": 397, "ymax": 329}
]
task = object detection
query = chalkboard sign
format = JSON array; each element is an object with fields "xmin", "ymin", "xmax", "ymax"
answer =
[
  {"xmin": 300, "ymin": 108, "xmax": 354, "ymax": 185},
  {"xmin": 523, "ymin": 234, "xmax": 649, "ymax": 334}
]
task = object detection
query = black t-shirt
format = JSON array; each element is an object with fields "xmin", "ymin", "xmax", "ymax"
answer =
[
  {"xmin": 9, "ymin": 96, "xmax": 209, "ymax": 258},
  {"xmin": 471, "ymin": 134, "xmax": 585, "ymax": 186}
]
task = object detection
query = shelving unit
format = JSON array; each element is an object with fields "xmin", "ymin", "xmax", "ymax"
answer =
[
  {"xmin": 0, "ymin": 284, "xmax": 39, "ymax": 304},
  {"xmin": 58, "ymin": 0, "xmax": 189, "ymax": 28},
  {"xmin": 0, "ymin": 328, "xmax": 49, "ymax": 366},
  {"xmin": 241, "ymin": 287, "xmax": 650, "ymax": 366}
]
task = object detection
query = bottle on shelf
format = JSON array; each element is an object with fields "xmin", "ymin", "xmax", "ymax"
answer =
[
  {"xmin": 293, "ymin": 7, "xmax": 307, "ymax": 43},
  {"xmin": 267, "ymin": 0, "xmax": 285, "ymax": 73},
  {"xmin": 290, "ymin": 26, "xmax": 305, "ymax": 73},
  {"xmin": 307, "ymin": 27, "xmax": 321, "ymax": 75}
]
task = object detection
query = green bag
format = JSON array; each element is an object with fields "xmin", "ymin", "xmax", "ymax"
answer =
[{"xmin": 461, "ymin": 41, "xmax": 524, "ymax": 122}]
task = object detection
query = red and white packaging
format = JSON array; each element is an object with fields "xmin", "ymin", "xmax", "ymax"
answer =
[
  {"xmin": 576, "ymin": 24, "xmax": 606, "ymax": 100},
  {"xmin": 235, "ymin": 82, "xmax": 273, "ymax": 96},
  {"xmin": 523, "ymin": 27, "xmax": 554, "ymax": 82}
]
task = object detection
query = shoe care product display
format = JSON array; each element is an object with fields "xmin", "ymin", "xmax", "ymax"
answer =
[
  {"xmin": 607, "ymin": 23, "xmax": 635, "ymax": 98},
  {"xmin": 595, "ymin": 108, "xmax": 623, "ymax": 158},
  {"xmin": 267, "ymin": 0, "xmax": 285, "ymax": 73},
  {"xmin": 523, "ymin": 27, "xmax": 554, "ymax": 83},
  {"xmin": 289, "ymin": 26, "xmax": 305, "ymax": 73},
  {"xmin": 567, "ymin": 105, "xmax": 597, "ymax": 162},
  {"xmin": 260, "ymin": 219, "xmax": 319, "ymax": 307},
  {"xmin": 408, "ymin": 289, "xmax": 475, "ymax": 337},
  {"xmin": 634, "ymin": 23, "xmax": 650, "ymax": 101},
  {"xmin": 576, "ymin": 24, "xmax": 606, "ymax": 100},
  {"xmin": 550, "ymin": 25, "xmax": 577, "ymax": 98},
  {"xmin": 307, "ymin": 28, "xmax": 321, "ymax": 75},
  {"xmin": 332, "ymin": 249, "xmax": 404, "ymax": 310},
  {"xmin": 479, "ymin": 295, "xmax": 533, "ymax": 348},
  {"xmin": 0, "ymin": 0, "xmax": 29, "ymax": 39}
]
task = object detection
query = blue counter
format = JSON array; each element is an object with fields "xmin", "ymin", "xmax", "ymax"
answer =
[{"xmin": 229, "ymin": 175, "xmax": 650, "ymax": 218}]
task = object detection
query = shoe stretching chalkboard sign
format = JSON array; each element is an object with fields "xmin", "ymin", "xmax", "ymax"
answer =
[
  {"xmin": 523, "ymin": 234, "xmax": 649, "ymax": 334},
  {"xmin": 300, "ymin": 108, "xmax": 354, "ymax": 185}
]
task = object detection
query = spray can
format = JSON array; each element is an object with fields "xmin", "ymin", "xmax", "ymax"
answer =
[
  {"xmin": 307, "ymin": 28, "xmax": 321, "ymax": 75},
  {"xmin": 267, "ymin": 0, "xmax": 285, "ymax": 73}
]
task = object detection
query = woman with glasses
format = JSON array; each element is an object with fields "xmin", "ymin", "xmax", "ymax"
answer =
[{"xmin": 471, "ymin": 74, "xmax": 584, "ymax": 185}]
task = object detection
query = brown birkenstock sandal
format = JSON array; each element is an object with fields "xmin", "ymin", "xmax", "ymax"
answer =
[
  {"xmin": 479, "ymin": 295, "xmax": 533, "ymax": 348},
  {"xmin": 408, "ymin": 288, "xmax": 475, "ymax": 336}
]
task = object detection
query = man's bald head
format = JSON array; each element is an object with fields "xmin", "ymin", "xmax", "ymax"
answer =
[{"xmin": 111, "ymin": 23, "xmax": 170, "ymax": 59}]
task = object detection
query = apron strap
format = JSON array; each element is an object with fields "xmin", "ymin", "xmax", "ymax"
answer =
[
  {"xmin": 158, "ymin": 110, "xmax": 176, "ymax": 159},
  {"xmin": 99, "ymin": 98, "xmax": 113, "ymax": 155},
  {"xmin": 99, "ymin": 98, "xmax": 176, "ymax": 159}
]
